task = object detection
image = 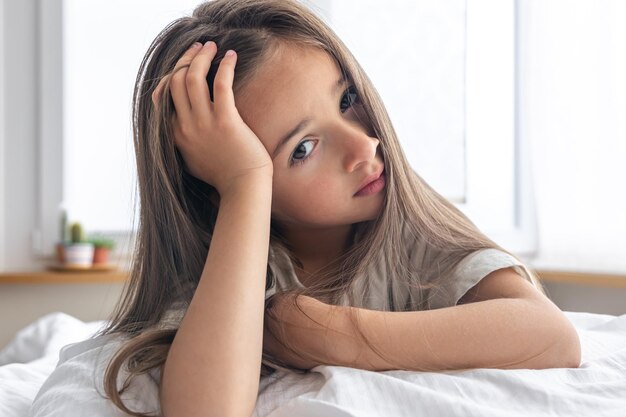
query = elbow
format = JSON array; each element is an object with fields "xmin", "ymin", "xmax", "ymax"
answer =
[
  {"xmin": 523, "ymin": 312, "xmax": 582, "ymax": 370},
  {"xmin": 541, "ymin": 301, "xmax": 582, "ymax": 369},
  {"xmin": 552, "ymin": 318, "xmax": 582, "ymax": 369},
  {"xmin": 564, "ymin": 326, "xmax": 582, "ymax": 368}
]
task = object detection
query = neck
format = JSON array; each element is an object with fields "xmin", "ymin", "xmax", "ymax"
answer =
[{"xmin": 281, "ymin": 223, "xmax": 355, "ymax": 272}]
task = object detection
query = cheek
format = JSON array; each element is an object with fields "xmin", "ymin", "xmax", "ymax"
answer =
[{"xmin": 272, "ymin": 176, "xmax": 344, "ymax": 218}]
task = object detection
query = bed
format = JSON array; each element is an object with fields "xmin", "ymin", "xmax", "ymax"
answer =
[{"xmin": 1, "ymin": 310, "xmax": 625, "ymax": 417}]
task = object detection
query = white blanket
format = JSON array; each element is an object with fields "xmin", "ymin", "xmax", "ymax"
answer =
[{"xmin": 0, "ymin": 311, "xmax": 624, "ymax": 417}]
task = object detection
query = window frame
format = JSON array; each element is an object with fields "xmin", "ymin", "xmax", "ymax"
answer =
[{"xmin": 0, "ymin": 0, "xmax": 6, "ymax": 269}]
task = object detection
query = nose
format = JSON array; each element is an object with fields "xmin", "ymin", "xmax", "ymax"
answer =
[{"xmin": 341, "ymin": 127, "xmax": 380, "ymax": 173}]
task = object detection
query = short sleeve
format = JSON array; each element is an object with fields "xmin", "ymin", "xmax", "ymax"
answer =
[
  {"xmin": 428, "ymin": 248, "xmax": 535, "ymax": 310},
  {"xmin": 157, "ymin": 302, "xmax": 187, "ymax": 330}
]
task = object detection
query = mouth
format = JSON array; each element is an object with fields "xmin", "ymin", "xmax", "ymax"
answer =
[{"xmin": 354, "ymin": 167, "xmax": 386, "ymax": 197}]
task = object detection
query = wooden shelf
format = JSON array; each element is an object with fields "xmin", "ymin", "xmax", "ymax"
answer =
[
  {"xmin": 0, "ymin": 269, "xmax": 624, "ymax": 288},
  {"xmin": 536, "ymin": 269, "xmax": 626, "ymax": 289},
  {"xmin": 0, "ymin": 270, "xmax": 129, "ymax": 284}
]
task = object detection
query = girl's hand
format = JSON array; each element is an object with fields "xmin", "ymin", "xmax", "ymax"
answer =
[
  {"xmin": 263, "ymin": 294, "xmax": 350, "ymax": 370},
  {"xmin": 152, "ymin": 42, "xmax": 273, "ymax": 197},
  {"xmin": 263, "ymin": 294, "xmax": 325, "ymax": 370}
]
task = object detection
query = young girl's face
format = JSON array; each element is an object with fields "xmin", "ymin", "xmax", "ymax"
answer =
[{"xmin": 234, "ymin": 45, "xmax": 386, "ymax": 229}]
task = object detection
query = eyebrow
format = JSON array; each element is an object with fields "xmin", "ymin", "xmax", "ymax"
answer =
[{"xmin": 272, "ymin": 75, "xmax": 348, "ymax": 160}]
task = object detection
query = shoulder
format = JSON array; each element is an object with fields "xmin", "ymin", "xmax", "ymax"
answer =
[
  {"xmin": 457, "ymin": 264, "xmax": 542, "ymax": 305},
  {"xmin": 408, "ymin": 246, "xmax": 536, "ymax": 309},
  {"xmin": 452, "ymin": 248, "xmax": 538, "ymax": 304}
]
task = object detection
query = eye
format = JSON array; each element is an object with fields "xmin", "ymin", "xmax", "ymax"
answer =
[
  {"xmin": 340, "ymin": 85, "xmax": 360, "ymax": 113},
  {"xmin": 288, "ymin": 85, "xmax": 361, "ymax": 167},
  {"xmin": 289, "ymin": 139, "xmax": 316, "ymax": 167}
]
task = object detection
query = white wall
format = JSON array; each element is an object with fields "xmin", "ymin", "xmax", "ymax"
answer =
[
  {"xmin": 542, "ymin": 281, "xmax": 626, "ymax": 316},
  {"xmin": 0, "ymin": 282, "xmax": 125, "ymax": 350}
]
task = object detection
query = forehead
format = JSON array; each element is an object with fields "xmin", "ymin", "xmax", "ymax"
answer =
[{"xmin": 234, "ymin": 45, "xmax": 342, "ymax": 154}]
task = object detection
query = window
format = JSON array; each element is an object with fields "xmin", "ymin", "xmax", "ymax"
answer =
[
  {"xmin": 37, "ymin": 0, "xmax": 202, "ymax": 258},
  {"xmin": 36, "ymin": 0, "xmax": 534, "ymax": 258}
]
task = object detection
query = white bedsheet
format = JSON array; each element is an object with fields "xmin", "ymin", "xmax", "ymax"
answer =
[
  {"xmin": 0, "ymin": 313, "xmax": 107, "ymax": 417},
  {"xmin": 0, "ymin": 310, "xmax": 624, "ymax": 417}
]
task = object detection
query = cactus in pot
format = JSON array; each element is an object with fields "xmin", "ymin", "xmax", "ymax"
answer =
[
  {"xmin": 70, "ymin": 222, "xmax": 86, "ymax": 244},
  {"xmin": 63, "ymin": 222, "xmax": 94, "ymax": 267}
]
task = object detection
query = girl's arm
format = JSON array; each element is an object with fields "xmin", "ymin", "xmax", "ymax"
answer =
[
  {"xmin": 267, "ymin": 268, "xmax": 581, "ymax": 371},
  {"xmin": 161, "ymin": 175, "xmax": 273, "ymax": 417}
]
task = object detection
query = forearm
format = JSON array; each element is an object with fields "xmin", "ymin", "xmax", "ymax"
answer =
[
  {"xmin": 331, "ymin": 298, "xmax": 581, "ymax": 372},
  {"xmin": 161, "ymin": 175, "xmax": 272, "ymax": 417},
  {"xmin": 267, "ymin": 295, "xmax": 581, "ymax": 372}
]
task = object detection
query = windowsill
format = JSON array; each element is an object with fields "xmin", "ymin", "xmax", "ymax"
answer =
[
  {"xmin": 0, "ymin": 269, "xmax": 129, "ymax": 284},
  {"xmin": 0, "ymin": 269, "xmax": 624, "ymax": 287},
  {"xmin": 535, "ymin": 270, "xmax": 626, "ymax": 289}
]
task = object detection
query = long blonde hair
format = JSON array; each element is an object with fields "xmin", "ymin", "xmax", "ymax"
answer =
[{"xmin": 94, "ymin": 0, "xmax": 546, "ymax": 415}]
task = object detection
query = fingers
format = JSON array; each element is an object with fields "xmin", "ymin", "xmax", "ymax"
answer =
[
  {"xmin": 151, "ymin": 43, "xmax": 203, "ymax": 115},
  {"xmin": 212, "ymin": 49, "xmax": 238, "ymax": 116},
  {"xmin": 167, "ymin": 43, "xmax": 204, "ymax": 121},
  {"xmin": 150, "ymin": 41, "xmax": 238, "ymax": 120},
  {"xmin": 185, "ymin": 41, "xmax": 218, "ymax": 118},
  {"xmin": 152, "ymin": 73, "xmax": 172, "ymax": 114}
]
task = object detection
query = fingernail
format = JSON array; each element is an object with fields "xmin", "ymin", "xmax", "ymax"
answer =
[
  {"xmin": 191, "ymin": 42, "xmax": 202, "ymax": 49},
  {"xmin": 225, "ymin": 50, "xmax": 235, "ymax": 57}
]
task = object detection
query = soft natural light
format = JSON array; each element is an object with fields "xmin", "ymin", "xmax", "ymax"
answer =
[{"xmin": 63, "ymin": 0, "xmax": 202, "ymax": 233}]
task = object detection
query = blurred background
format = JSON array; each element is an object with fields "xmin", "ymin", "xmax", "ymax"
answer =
[{"xmin": 0, "ymin": 0, "xmax": 625, "ymax": 348}]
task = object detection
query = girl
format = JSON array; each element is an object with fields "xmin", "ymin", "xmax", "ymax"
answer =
[{"xmin": 31, "ymin": 0, "xmax": 581, "ymax": 416}]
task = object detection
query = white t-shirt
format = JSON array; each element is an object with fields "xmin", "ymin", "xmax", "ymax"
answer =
[{"xmin": 262, "ymin": 225, "xmax": 535, "ymax": 312}]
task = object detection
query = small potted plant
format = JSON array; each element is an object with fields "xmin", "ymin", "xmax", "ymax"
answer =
[
  {"xmin": 88, "ymin": 236, "xmax": 116, "ymax": 265},
  {"xmin": 63, "ymin": 222, "xmax": 94, "ymax": 267}
]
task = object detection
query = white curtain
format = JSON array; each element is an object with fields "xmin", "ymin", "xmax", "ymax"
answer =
[{"xmin": 522, "ymin": 0, "xmax": 626, "ymax": 273}]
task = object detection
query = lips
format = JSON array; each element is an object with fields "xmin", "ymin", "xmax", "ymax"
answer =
[{"xmin": 355, "ymin": 166, "xmax": 385, "ymax": 196}]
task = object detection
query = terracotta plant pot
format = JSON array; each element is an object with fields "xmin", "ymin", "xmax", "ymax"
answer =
[
  {"xmin": 92, "ymin": 247, "xmax": 110, "ymax": 264},
  {"xmin": 55, "ymin": 242, "xmax": 66, "ymax": 264}
]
